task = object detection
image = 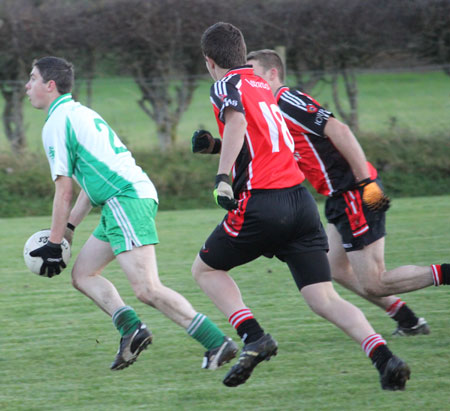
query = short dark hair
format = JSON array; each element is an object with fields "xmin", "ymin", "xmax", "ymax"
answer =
[
  {"xmin": 247, "ymin": 49, "xmax": 285, "ymax": 83},
  {"xmin": 201, "ymin": 22, "xmax": 246, "ymax": 69},
  {"xmin": 33, "ymin": 56, "xmax": 74, "ymax": 94}
]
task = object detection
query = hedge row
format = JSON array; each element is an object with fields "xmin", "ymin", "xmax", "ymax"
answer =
[{"xmin": 1, "ymin": 131, "xmax": 449, "ymax": 218}]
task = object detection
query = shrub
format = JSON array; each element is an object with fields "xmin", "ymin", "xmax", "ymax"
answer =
[
  {"xmin": 0, "ymin": 130, "xmax": 448, "ymax": 218},
  {"xmin": 358, "ymin": 130, "xmax": 450, "ymax": 197}
]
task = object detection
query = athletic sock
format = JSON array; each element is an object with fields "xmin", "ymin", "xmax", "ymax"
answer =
[
  {"xmin": 112, "ymin": 306, "xmax": 141, "ymax": 337},
  {"xmin": 361, "ymin": 334, "xmax": 393, "ymax": 374},
  {"xmin": 386, "ymin": 298, "xmax": 419, "ymax": 328},
  {"xmin": 371, "ymin": 345, "xmax": 394, "ymax": 375},
  {"xmin": 431, "ymin": 264, "xmax": 450, "ymax": 286},
  {"xmin": 441, "ymin": 264, "xmax": 450, "ymax": 284},
  {"xmin": 431, "ymin": 264, "xmax": 442, "ymax": 285},
  {"xmin": 187, "ymin": 313, "xmax": 225, "ymax": 350},
  {"xmin": 229, "ymin": 308, "xmax": 264, "ymax": 344}
]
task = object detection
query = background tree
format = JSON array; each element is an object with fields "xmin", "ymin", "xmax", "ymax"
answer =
[
  {"xmin": 0, "ymin": 0, "xmax": 46, "ymax": 154},
  {"xmin": 101, "ymin": 0, "xmax": 218, "ymax": 150},
  {"xmin": 0, "ymin": 0, "xmax": 444, "ymax": 153},
  {"xmin": 412, "ymin": 0, "xmax": 450, "ymax": 75},
  {"xmin": 38, "ymin": 0, "xmax": 106, "ymax": 107},
  {"xmin": 275, "ymin": 0, "xmax": 418, "ymax": 131}
]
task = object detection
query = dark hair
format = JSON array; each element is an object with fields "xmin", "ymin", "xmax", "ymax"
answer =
[
  {"xmin": 33, "ymin": 56, "xmax": 74, "ymax": 94},
  {"xmin": 247, "ymin": 49, "xmax": 285, "ymax": 83},
  {"xmin": 201, "ymin": 22, "xmax": 246, "ymax": 69}
]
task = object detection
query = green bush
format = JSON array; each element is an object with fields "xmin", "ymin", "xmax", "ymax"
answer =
[
  {"xmin": 133, "ymin": 147, "xmax": 218, "ymax": 209},
  {"xmin": 1, "ymin": 131, "xmax": 449, "ymax": 218},
  {"xmin": 358, "ymin": 130, "xmax": 450, "ymax": 197},
  {"xmin": 0, "ymin": 154, "xmax": 54, "ymax": 217}
]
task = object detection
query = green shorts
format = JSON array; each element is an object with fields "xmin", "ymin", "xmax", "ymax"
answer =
[{"xmin": 93, "ymin": 197, "xmax": 159, "ymax": 255}]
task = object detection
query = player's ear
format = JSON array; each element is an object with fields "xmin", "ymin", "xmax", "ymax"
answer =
[
  {"xmin": 269, "ymin": 67, "xmax": 279, "ymax": 81},
  {"xmin": 205, "ymin": 56, "xmax": 215, "ymax": 69},
  {"xmin": 46, "ymin": 79, "xmax": 57, "ymax": 93}
]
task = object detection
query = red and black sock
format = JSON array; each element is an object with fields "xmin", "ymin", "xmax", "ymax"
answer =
[
  {"xmin": 362, "ymin": 334, "xmax": 393, "ymax": 374},
  {"xmin": 431, "ymin": 264, "xmax": 450, "ymax": 285},
  {"xmin": 442, "ymin": 264, "xmax": 450, "ymax": 284},
  {"xmin": 229, "ymin": 308, "xmax": 264, "ymax": 344},
  {"xmin": 386, "ymin": 298, "xmax": 419, "ymax": 328},
  {"xmin": 371, "ymin": 345, "xmax": 393, "ymax": 375}
]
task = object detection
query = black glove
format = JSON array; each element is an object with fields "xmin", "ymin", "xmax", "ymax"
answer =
[
  {"xmin": 29, "ymin": 241, "xmax": 66, "ymax": 277},
  {"xmin": 192, "ymin": 129, "xmax": 221, "ymax": 154},
  {"xmin": 214, "ymin": 174, "xmax": 238, "ymax": 210},
  {"xmin": 357, "ymin": 178, "xmax": 390, "ymax": 212}
]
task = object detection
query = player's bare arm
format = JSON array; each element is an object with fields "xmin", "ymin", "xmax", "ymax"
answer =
[
  {"xmin": 49, "ymin": 175, "xmax": 73, "ymax": 243},
  {"xmin": 324, "ymin": 117, "xmax": 370, "ymax": 182},
  {"xmin": 68, "ymin": 189, "xmax": 92, "ymax": 227},
  {"xmin": 217, "ymin": 108, "xmax": 247, "ymax": 175},
  {"xmin": 63, "ymin": 189, "xmax": 93, "ymax": 245}
]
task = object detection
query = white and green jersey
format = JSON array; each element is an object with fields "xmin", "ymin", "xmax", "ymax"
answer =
[{"xmin": 42, "ymin": 94, "xmax": 158, "ymax": 206}]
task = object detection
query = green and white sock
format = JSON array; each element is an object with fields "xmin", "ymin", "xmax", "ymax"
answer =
[
  {"xmin": 187, "ymin": 313, "xmax": 225, "ymax": 350},
  {"xmin": 112, "ymin": 306, "xmax": 141, "ymax": 337}
]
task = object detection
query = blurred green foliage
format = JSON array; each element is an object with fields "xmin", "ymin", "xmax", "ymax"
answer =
[{"xmin": 1, "ymin": 129, "xmax": 448, "ymax": 217}]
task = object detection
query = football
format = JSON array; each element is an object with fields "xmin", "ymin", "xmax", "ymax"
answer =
[{"xmin": 23, "ymin": 229, "xmax": 71, "ymax": 276}]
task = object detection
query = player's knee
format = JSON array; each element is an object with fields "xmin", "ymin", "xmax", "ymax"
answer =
[
  {"xmin": 307, "ymin": 300, "xmax": 328, "ymax": 318},
  {"xmin": 330, "ymin": 266, "xmax": 351, "ymax": 284},
  {"xmin": 71, "ymin": 275, "xmax": 80, "ymax": 291},
  {"xmin": 362, "ymin": 279, "xmax": 388, "ymax": 298},
  {"xmin": 71, "ymin": 271, "xmax": 85, "ymax": 292},
  {"xmin": 191, "ymin": 258, "xmax": 206, "ymax": 283},
  {"xmin": 303, "ymin": 290, "xmax": 335, "ymax": 318},
  {"xmin": 191, "ymin": 264, "xmax": 199, "ymax": 281},
  {"xmin": 134, "ymin": 286, "xmax": 158, "ymax": 308}
]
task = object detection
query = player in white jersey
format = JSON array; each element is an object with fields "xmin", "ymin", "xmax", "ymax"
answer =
[{"xmin": 25, "ymin": 56, "xmax": 238, "ymax": 372}]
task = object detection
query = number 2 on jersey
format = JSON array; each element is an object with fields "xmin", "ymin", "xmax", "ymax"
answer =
[
  {"xmin": 94, "ymin": 118, "xmax": 128, "ymax": 154},
  {"xmin": 259, "ymin": 101, "xmax": 295, "ymax": 153}
]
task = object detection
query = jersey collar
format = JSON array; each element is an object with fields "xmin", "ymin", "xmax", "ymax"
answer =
[
  {"xmin": 275, "ymin": 86, "xmax": 289, "ymax": 102},
  {"xmin": 224, "ymin": 65, "xmax": 254, "ymax": 78},
  {"xmin": 46, "ymin": 93, "xmax": 73, "ymax": 121}
]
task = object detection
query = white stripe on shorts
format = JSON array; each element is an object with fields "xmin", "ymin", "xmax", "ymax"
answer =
[{"xmin": 107, "ymin": 197, "xmax": 142, "ymax": 250}]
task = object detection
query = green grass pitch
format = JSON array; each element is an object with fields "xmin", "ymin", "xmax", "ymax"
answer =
[{"xmin": 1, "ymin": 196, "xmax": 449, "ymax": 410}]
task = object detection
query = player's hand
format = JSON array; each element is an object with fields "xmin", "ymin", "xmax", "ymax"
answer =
[
  {"xmin": 192, "ymin": 129, "xmax": 214, "ymax": 153},
  {"xmin": 214, "ymin": 174, "xmax": 238, "ymax": 210},
  {"xmin": 29, "ymin": 241, "xmax": 66, "ymax": 277},
  {"xmin": 357, "ymin": 178, "xmax": 390, "ymax": 212},
  {"xmin": 192, "ymin": 130, "xmax": 221, "ymax": 154}
]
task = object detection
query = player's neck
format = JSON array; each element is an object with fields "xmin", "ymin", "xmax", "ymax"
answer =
[
  {"xmin": 268, "ymin": 79, "xmax": 284, "ymax": 96},
  {"xmin": 215, "ymin": 67, "xmax": 229, "ymax": 81}
]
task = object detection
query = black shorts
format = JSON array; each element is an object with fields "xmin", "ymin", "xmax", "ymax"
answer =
[
  {"xmin": 199, "ymin": 185, "xmax": 330, "ymax": 288},
  {"xmin": 325, "ymin": 180, "xmax": 386, "ymax": 252}
]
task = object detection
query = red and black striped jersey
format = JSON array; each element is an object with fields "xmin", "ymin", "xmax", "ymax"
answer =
[
  {"xmin": 210, "ymin": 67, "xmax": 304, "ymax": 196},
  {"xmin": 275, "ymin": 86, "xmax": 377, "ymax": 197}
]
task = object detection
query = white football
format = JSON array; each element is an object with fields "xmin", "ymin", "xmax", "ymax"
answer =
[{"xmin": 23, "ymin": 229, "xmax": 71, "ymax": 276}]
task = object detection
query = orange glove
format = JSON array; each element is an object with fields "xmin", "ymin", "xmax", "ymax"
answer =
[{"xmin": 358, "ymin": 178, "xmax": 390, "ymax": 212}]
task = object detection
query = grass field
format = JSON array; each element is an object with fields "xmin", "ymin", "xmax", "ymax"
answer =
[
  {"xmin": 1, "ymin": 69, "xmax": 449, "ymax": 154},
  {"xmin": 1, "ymin": 196, "xmax": 449, "ymax": 410}
]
